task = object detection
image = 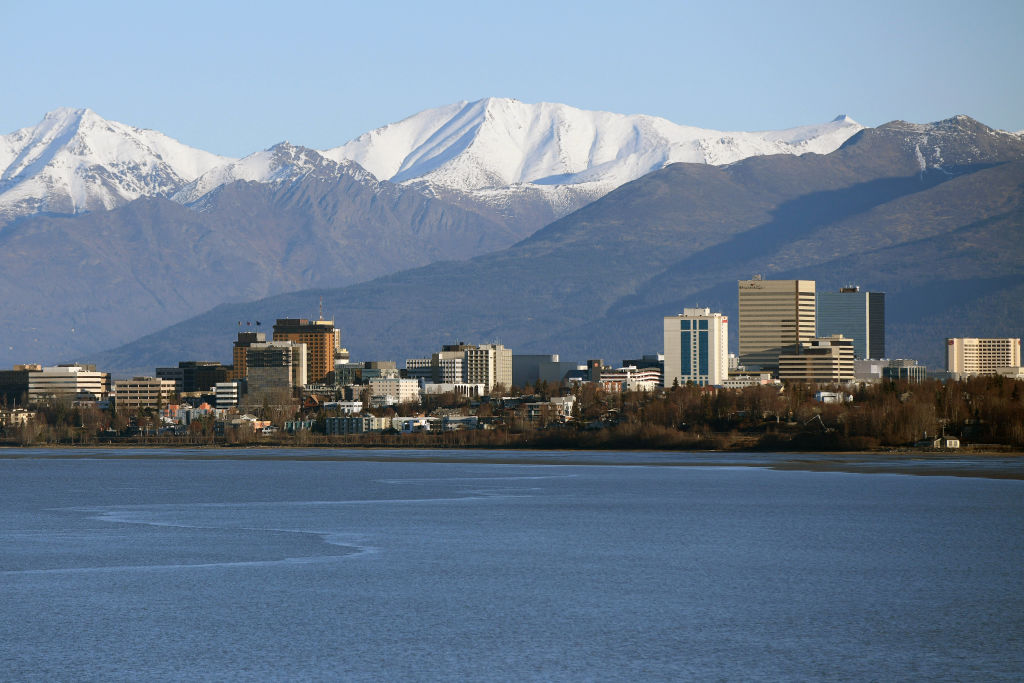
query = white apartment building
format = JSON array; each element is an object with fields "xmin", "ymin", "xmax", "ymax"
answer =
[
  {"xmin": 663, "ymin": 308, "xmax": 729, "ymax": 387},
  {"xmin": 464, "ymin": 344, "xmax": 512, "ymax": 393},
  {"xmin": 112, "ymin": 377, "xmax": 176, "ymax": 410},
  {"xmin": 28, "ymin": 364, "xmax": 110, "ymax": 403},
  {"xmin": 946, "ymin": 338, "xmax": 1021, "ymax": 375},
  {"xmin": 368, "ymin": 378, "xmax": 421, "ymax": 405}
]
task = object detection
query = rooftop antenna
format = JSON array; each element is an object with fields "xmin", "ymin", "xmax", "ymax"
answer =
[{"xmin": 319, "ymin": 296, "xmax": 323, "ymax": 321}]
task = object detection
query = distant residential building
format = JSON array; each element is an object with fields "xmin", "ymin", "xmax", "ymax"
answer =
[
  {"xmin": 664, "ymin": 308, "xmax": 729, "ymax": 387},
  {"xmin": 778, "ymin": 336, "xmax": 855, "ymax": 384},
  {"xmin": 916, "ymin": 435, "xmax": 961, "ymax": 449},
  {"xmin": 522, "ymin": 396, "xmax": 576, "ymax": 423},
  {"xmin": 112, "ymin": 377, "xmax": 176, "ymax": 410},
  {"xmin": 816, "ymin": 286, "xmax": 885, "ymax": 360},
  {"xmin": 946, "ymin": 338, "xmax": 1021, "ymax": 375},
  {"xmin": 738, "ymin": 276, "xmax": 816, "ymax": 371},
  {"xmin": 324, "ymin": 415, "xmax": 390, "ymax": 435},
  {"xmin": 0, "ymin": 408, "xmax": 35, "ymax": 428},
  {"xmin": 323, "ymin": 400, "xmax": 363, "ymax": 414},
  {"xmin": 368, "ymin": 378, "xmax": 421, "ymax": 406},
  {"xmin": 815, "ymin": 391, "xmax": 852, "ymax": 404},
  {"xmin": 215, "ymin": 381, "xmax": 244, "ymax": 409},
  {"xmin": 28, "ymin": 364, "xmax": 110, "ymax": 403},
  {"xmin": 272, "ymin": 318, "xmax": 344, "ymax": 384},
  {"xmin": 883, "ymin": 359, "xmax": 927, "ymax": 383}
]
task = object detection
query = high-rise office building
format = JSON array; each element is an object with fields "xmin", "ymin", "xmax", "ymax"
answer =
[
  {"xmin": 464, "ymin": 344, "xmax": 512, "ymax": 393},
  {"xmin": 663, "ymin": 308, "xmax": 729, "ymax": 387},
  {"xmin": 946, "ymin": 338, "xmax": 1021, "ymax": 375},
  {"xmin": 230, "ymin": 332, "xmax": 266, "ymax": 381},
  {"xmin": 246, "ymin": 341, "xmax": 308, "ymax": 399},
  {"xmin": 112, "ymin": 377, "xmax": 177, "ymax": 410},
  {"xmin": 273, "ymin": 318, "xmax": 342, "ymax": 384},
  {"xmin": 738, "ymin": 277, "xmax": 816, "ymax": 371},
  {"xmin": 816, "ymin": 286, "xmax": 885, "ymax": 359}
]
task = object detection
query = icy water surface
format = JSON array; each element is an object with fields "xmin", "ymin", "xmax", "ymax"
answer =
[{"xmin": 2, "ymin": 453, "xmax": 1022, "ymax": 680}]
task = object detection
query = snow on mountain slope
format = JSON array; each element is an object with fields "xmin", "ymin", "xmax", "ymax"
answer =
[
  {"xmin": 172, "ymin": 142, "xmax": 378, "ymax": 204},
  {"xmin": 0, "ymin": 108, "xmax": 231, "ymax": 224},
  {"xmin": 0, "ymin": 101, "xmax": 863, "ymax": 228},
  {"xmin": 324, "ymin": 98, "xmax": 864, "ymax": 192}
]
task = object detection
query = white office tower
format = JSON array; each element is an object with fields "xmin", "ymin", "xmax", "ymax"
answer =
[{"xmin": 663, "ymin": 308, "xmax": 729, "ymax": 387}]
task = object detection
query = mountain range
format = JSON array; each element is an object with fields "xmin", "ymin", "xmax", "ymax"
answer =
[
  {"xmin": 0, "ymin": 100, "xmax": 865, "ymax": 368},
  {"xmin": 90, "ymin": 114, "xmax": 1024, "ymax": 376}
]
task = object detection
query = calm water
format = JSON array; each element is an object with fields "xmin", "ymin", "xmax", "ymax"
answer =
[{"xmin": 2, "ymin": 451, "xmax": 1022, "ymax": 680}]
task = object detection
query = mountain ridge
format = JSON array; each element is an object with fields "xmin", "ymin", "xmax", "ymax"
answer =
[{"xmin": 88, "ymin": 114, "xmax": 1024, "ymax": 376}]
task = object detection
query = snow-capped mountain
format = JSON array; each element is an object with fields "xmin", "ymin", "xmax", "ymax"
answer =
[
  {"xmin": 172, "ymin": 142, "xmax": 377, "ymax": 205},
  {"xmin": 0, "ymin": 107, "xmax": 230, "ymax": 224},
  {"xmin": 1, "ymin": 100, "xmax": 863, "ymax": 227},
  {"xmin": 322, "ymin": 98, "xmax": 864, "ymax": 214}
]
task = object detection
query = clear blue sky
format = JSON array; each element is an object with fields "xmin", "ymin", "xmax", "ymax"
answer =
[{"xmin": 3, "ymin": 0, "xmax": 1022, "ymax": 157}]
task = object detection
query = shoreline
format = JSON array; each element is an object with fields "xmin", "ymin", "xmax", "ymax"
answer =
[{"xmin": 2, "ymin": 445, "xmax": 1023, "ymax": 480}]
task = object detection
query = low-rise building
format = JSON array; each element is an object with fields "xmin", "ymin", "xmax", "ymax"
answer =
[
  {"xmin": 368, "ymin": 378, "xmax": 421, "ymax": 406},
  {"xmin": 324, "ymin": 415, "xmax": 391, "ymax": 435},
  {"xmin": 421, "ymin": 383, "xmax": 485, "ymax": 397},
  {"xmin": 600, "ymin": 366, "xmax": 662, "ymax": 392},
  {"xmin": 778, "ymin": 336, "xmax": 855, "ymax": 385},
  {"xmin": 322, "ymin": 400, "xmax": 364, "ymax": 414},
  {"xmin": 0, "ymin": 408, "xmax": 36, "ymax": 428},
  {"xmin": 522, "ymin": 396, "xmax": 576, "ymax": 423},
  {"xmin": 112, "ymin": 377, "xmax": 176, "ymax": 410},
  {"xmin": 215, "ymin": 381, "xmax": 244, "ymax": 409},
  {"xmin": 720, "ymin": 373, "xmax": 778, "ymax": 389},
  {"xmin": 995, "ymin": 366, "xmax": 1024, "ymax": 380},
  {"xmin": 28, "ymin": 364, "xmax": 110, "ymax": 403},
  {"xmin": 883, "ymin": 359, "xmax": 927, "ymax": 382}
]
